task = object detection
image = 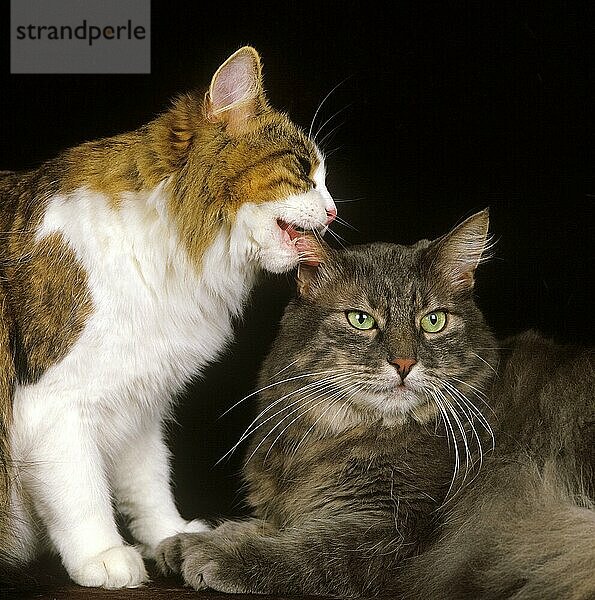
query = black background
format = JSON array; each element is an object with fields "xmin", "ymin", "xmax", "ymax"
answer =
[{"xmin": 1, "ymin": 2, "xmax": 593, "ymax": 521}]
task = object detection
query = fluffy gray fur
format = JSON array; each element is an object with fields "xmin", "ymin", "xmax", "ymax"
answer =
[{"xmin": 157, "ymin": 210, "xmax": 594, "ymax": 598}]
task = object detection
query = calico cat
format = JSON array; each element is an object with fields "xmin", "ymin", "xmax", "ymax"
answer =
[
  {"xmin": 0, "ymin": 46, "xmax": 336, "ymax": 588},
  {"xmin": 157, "ymin": 210, "xmax": 595, "ymax": 599}
]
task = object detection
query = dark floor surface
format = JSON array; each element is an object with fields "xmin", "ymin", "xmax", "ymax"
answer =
[{"xmin": 0, "ymin": 558, "xmax": 326, "ymax": 600}]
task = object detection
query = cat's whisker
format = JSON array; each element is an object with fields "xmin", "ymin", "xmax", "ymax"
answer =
[
  {"xmin": 433, "ymin": 383, "xmax": 482, "ymax": 503},
  {"xmin": 219, "ymin": 369, "xmax": 336, "ymax": 418},
  {"xmin": 439, "ymin": 385, "xmax": 501, "ymax": 509},
  {"xmin": 313, "ymin": 102, "xmax": 353, "ymax": 144},
  {"xmin": 268, "ymin": 359, "xmax": 300, "ymax": 381},
  {"xmin": 264, "ymin": 379, "xmax": 362, "ymax": 461},
  {"xmin": 470, "ymin": 351, "xmax": 499, "ymax": 377},
  {"xmin": 449, "ymin": 375, "xmax": 490, "ymax": 401},
  {"xmin": 220, "ymin": 391, "xmax": 325, "ymax": 465},
  {"xmin": 218, "ymin": 372, "xmax": 354, "ymax": 463},
  {"xmin": 321, "ymin": 145, "xmax": 344, "ymax": 159},
  {"xmin": 325, "ymin": 229, "xmax": 349, "ymax": 247},
  {"xmin": 310, "ymin": 224, "xmax": 348, "ymax": 250},
  {"xmin": 308, "ymin": 77, "xmax": 351, "ymax": 140},
  {"xmin": 312, "ymin": 214, "xmax": 351, "ymax": 242},
  {"xmin": 317, "ymin": 121, "xmax": 345, "ymax": 151},
  {"xmin": 259, "ymin": 375, "xmax": 361, "ymax": 462},
  {"xmin": 428, "ymin": 387, "xmax": 461, "ymax": 498},
  {"xmin": 450, "ymin": 376, "xmax": 496, "ymax": 417},
  {"xmin": 314, "ymin": 220, "xmax": 350, "ymax": 247},
  {"xmin": 332, "ymin": 197, "xmax": 365, "ymax": 204},
  {"xmin": 333, "ymin": 216, "xmax": 359, "ymax": 232},
  {"xmin": 291, "ymin": 382, "xmax": 362, "ymax": 455},
  {"xmin": 227, "ymin": 375, "xmax": 354, "ymax": 458},
  {"xmin": 247, "ymin": 395, "xmax": 333, "ymax": 465},
  {"xmin": 445, "ymin": 385, "xmax": 495, "ymax": 452},
  {"xmin": 220, "ymin": 387, "xmax": 337, "ymax": 464},
  {"xmin": 435, "ymin": 388, "xmax": 472, "ymax": 484},
  {"xmin": 441, "ymin": 384, "xmax": 485, "ymax": 473},
  {"xmin": 442, "ymin": 380, "xmax": 493, "ymax": 438}
]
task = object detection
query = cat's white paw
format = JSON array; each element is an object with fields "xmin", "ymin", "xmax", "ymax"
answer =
[
  {"xmin": 182, "ymin": 518, "xmax": 211, "ymax": 534},
  {"xmin": 70, "ymin": 545, "xmax": 148, "ymax": 589},
  {"xmin": 138, "ymin": 519, "xmax": 211, "ymax": 560}
]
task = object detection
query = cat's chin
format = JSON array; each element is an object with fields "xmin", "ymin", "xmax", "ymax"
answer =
[
  {"xmin": 259, "ymin": 230, "xmax": 321, "ymax": 273},
  {"xmin": 362, "ymin": 386, "xmax": 438, "ymax": 426}
]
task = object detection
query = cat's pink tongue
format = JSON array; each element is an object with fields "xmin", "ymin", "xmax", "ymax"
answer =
[{"xmin": 277, "ymin": 220, "xmax": 322, "ymax": 266}]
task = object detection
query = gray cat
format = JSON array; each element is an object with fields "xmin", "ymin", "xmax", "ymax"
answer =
[{"xmin": 157, "ymin": 210, "xmax": 594, "ymax": 599}]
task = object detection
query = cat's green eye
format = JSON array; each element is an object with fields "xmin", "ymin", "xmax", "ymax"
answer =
[
  {"xmin": 346, "ymin": 310, "xmax": 376, "ymax": 331},
  {"xmin": 420, "ymin": 311, "xmax": 447, "ymax": 333}
]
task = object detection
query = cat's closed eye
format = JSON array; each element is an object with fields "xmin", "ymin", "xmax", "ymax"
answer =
[{"xmin": 296, "ymin": 155, "xmax": 312, "ymax": 178}]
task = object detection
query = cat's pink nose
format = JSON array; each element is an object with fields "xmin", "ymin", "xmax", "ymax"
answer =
[
  {"xmin": 325, "ymin": 208, "xmax": 337, "ymax": 225},
  {"xmin": 390, "ymin": 357, "xmax": 417, "ymax": 380}
]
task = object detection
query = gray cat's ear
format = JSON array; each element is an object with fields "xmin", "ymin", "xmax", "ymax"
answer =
[
  {"xmin": 432, "ymin": 208, "xmax": 491, "ymax": 290},
  {"xmin": 205, "ymin": 46, "xmax": 267, "ymax": 131},
  {"xmin": 296, "ymin": 239, "xmax": 332, "ymax": 296},
  {"xmin": 297, "ymin": 263, "xmax": 320, "ymax": 296}
]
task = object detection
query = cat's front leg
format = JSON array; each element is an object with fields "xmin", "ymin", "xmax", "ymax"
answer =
[
  {"xmin": 156, "ymin": 517, "xmax": 398, "ymax": 597},
  {"xmin": 111, "ymin": 422, "xmax": 209, "ymax": 560},
  {"xmin": 14, "ymin": 400, "xmax": 147, "ymax": 588},
  {"xmin": 156, "ymin": 519, "xmax": 277, "ymax": 594}
]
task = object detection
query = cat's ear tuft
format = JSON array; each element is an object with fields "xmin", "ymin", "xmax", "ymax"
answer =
[
  {"xmin": 205, "ymin": 46, "xmax": 266, "ymax": 131},
  {"xmin": 297, "ymin": 263, "xmax": 321, "ymax": 296},
  {"xmin": 296, "ymin": 239, "xmax": 332, "ymax": 296},
  {"xmin": 432, "ymin": 208, "xmax": 492, "ymax": 290}
]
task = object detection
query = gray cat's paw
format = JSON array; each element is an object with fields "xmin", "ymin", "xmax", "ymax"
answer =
[
  {"xmin": 156, "ymin": 531, "xmax": 250, "ymax": 593},
  {"xmin": 155, "ymin": 533, "xmax": 187, "ymax": 575}
]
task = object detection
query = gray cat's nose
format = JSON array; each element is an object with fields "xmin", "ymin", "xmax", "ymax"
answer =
[{"xmin": 389, "ymin": 357, "xmax": 417, "ymax": 380}]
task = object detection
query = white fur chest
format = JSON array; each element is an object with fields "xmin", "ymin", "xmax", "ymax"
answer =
[{"xmin": 13, "ymin": 185, "xmax": 256, "ymax": 453}]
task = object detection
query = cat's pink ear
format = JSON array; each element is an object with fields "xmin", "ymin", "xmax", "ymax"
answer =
[
  {"xmin": 433, "ymin": 209, "xmax": 492, "ymax": 290},
  {"xmin": 205, "ymin": 46, "xmax": 266, "ymax": 131}
]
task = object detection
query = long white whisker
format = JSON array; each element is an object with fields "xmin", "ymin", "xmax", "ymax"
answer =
[
  {"xmin": 308, "ymin": 77, "xmax": 351, "ymax": 140},
  {"xmin": 435, "ymin": 388, "xmax": 471, "ymax": 483},
  {"xmin": 429, "ymin": 387, "xmax": 460, "ymax": 498},
  {"xmin": 325, "ymin": 228, "xmax": 349, "ymax": 247},
  {"xmin": 219, "ymin": 369, "xmax": 335, "ymax": 418},
  {"xmin": 471, "ymin": 351, "xmax": 499, "ymax": 376},
  {"xmin": 268, "ymin": 359, "xmax": 300, "ymax": 381},
  {"xmin": 322, "ymin": 145, "xmax": 344, "ymax": 159},
  {"xmin": 218, "ymin": 372, "xmax": 354, "ymax": 463},
  {"xmin": 290, "ymin": 381, "xmax": 362, "ymax": 455},
  {"xmin": 442, "ymin": 385, "xmax": 484, "ymax": 473},
  {"xmin": 240, "ymin": 373, "xmax": 353, "ymax": 438},
  {"xmin": 439, "ymin": 383, "xmax": 500, "ymax": 507},
  {"xmin": 332, "ymin": 197, "xmax": 365, "ymax": 203},
  {"xmin": 246, "ymin": 395, "xmax": 333, "ymax": 465},
  {"xmin": 314, "ymin": 102, "xmax": 353, "ymax": 143},
  {"xmin": 317, "ymin": 120, "xmax": 345, "ymax": 150},
  {"xmin": 262, "ymin": 379, "xmax": 363, "ymax": 462},
  {"xmin": 443, "ymin": 380, "xmax": 494, "ymax": 447},
  {"xmin": 266, "ymin": 379, "xmax": 365, "ymax": 460},
  {"xmin": 333, "ymin": 216, "xmax": 359, "ymax": 232},
  {"xmin": 450, "ymin": 376, "xmax": 496, "ymax": 416}
]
